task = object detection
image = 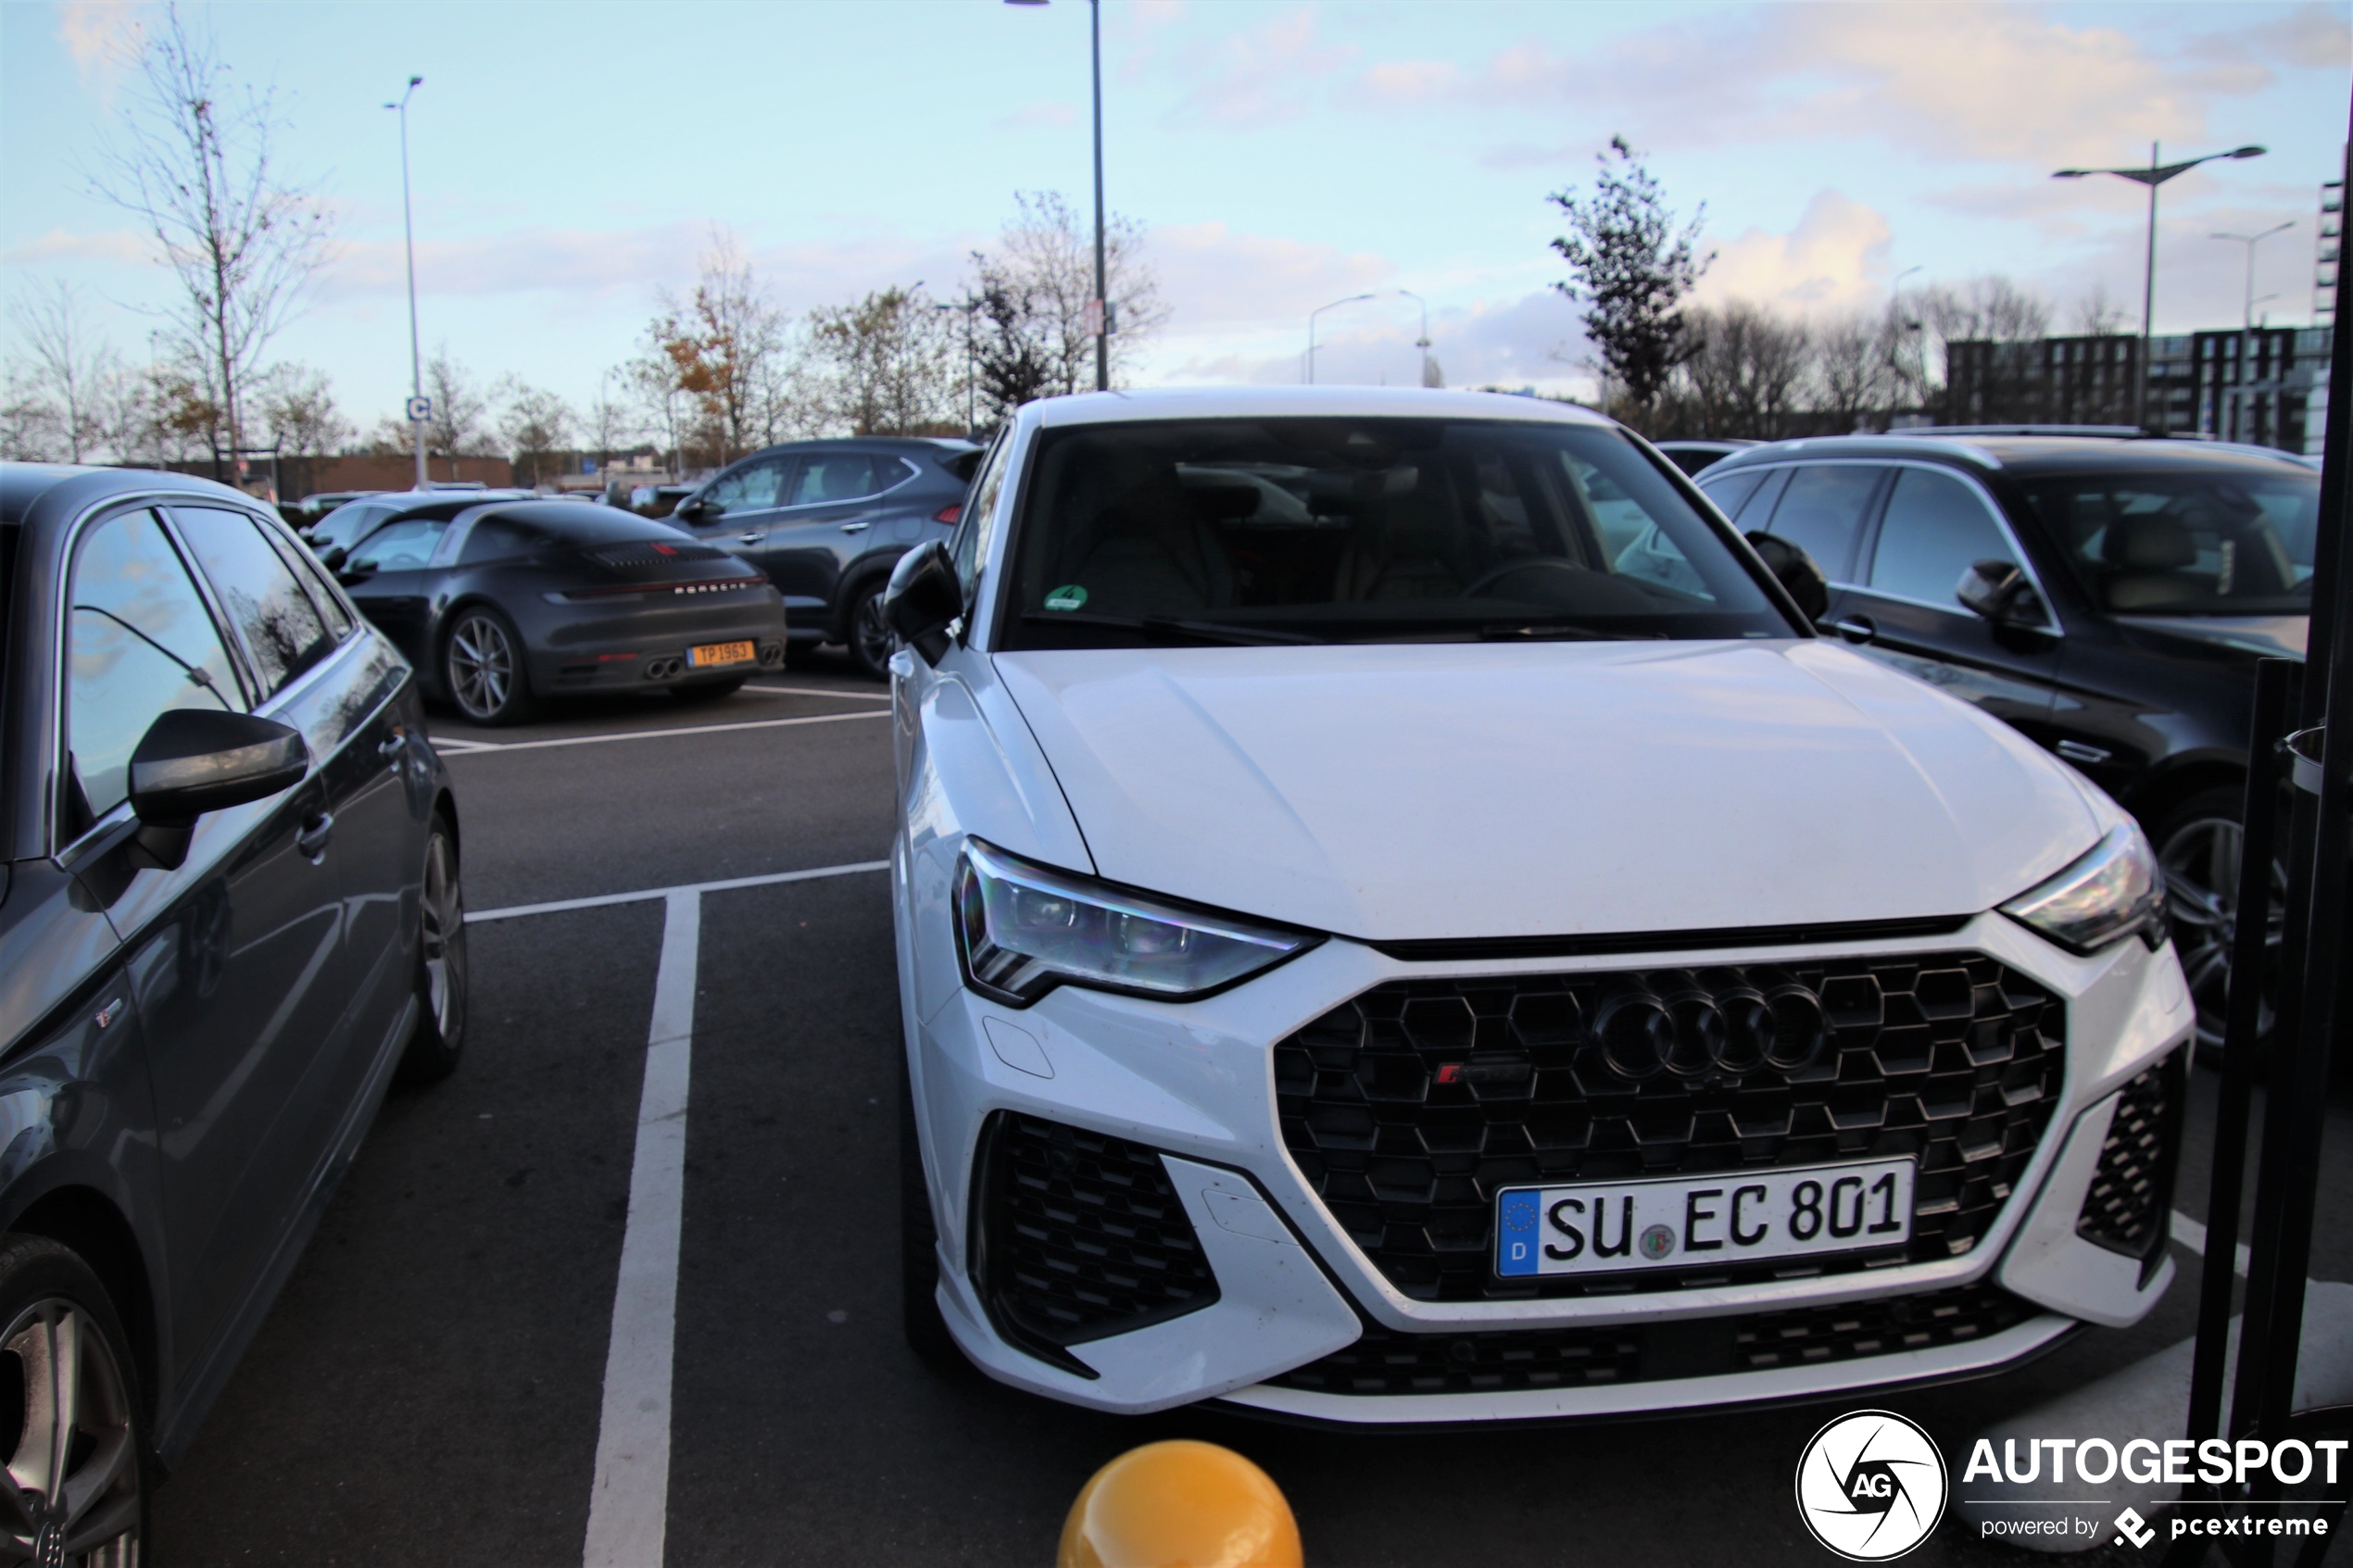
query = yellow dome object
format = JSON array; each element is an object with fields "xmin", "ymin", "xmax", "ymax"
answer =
[{"xmin": 1057, "ymin": 1440, "xmax": 1303, "ymax": 1568}]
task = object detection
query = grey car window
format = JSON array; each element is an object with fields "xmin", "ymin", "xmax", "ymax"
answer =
[
  {"xmin": 787, "ymin": 453, "xmax": 887, "ymax": 506},
  {"xmin": 707, "ymin": 457, "xmax": 789, "ymax": 513},
  {"xmin": 1696, "ymin": 468, "xmax": 1766, "ymax": 521},
  {"xmin": 175, "ymin": 507, "xmax": 337, "ymax": 699},
  {"xmin": 1762, "ymin": 466, "xmax": 1883, "ymax": 582},
  {"xmin": 1868, "ymin": 468, "xmax": 2020, "ymax": 609},
  {"xmin": 260, "ymin": 518, "xmax": 355, "ymax": 640},
  {"xmin": 953, "ymin": 433, "xmax": 1013, "ymax": 599},
  {"xmin": 66, "ymin": 509, "xmax": 241, "ymax": 830},
  {"xmin": 347, "ymin": 517, "xmax": 449, "ymax": 572}
]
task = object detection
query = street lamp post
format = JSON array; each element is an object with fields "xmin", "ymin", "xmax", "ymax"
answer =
[
  {"xmin": 2052, "ymin": 142, "xmax": 2266, "ymax": 429},
  {"xmin": 2212, "ymin": 221, "xmax": 2295, "ymax": 331},
  {"xmin": 1306, "ymin": 294, "xmax": 1377, "ymax": 383},
  {"xmin": 1393, "ymin": 287, "xmax": 1435, "ymax": 386},
  {"xmin": 385, "ymin": 76, "xmax": 426, "ymax": 491},
  {"xmin": 1006, "ymin": 0, "xmax": 1108, "ymax": 393}
]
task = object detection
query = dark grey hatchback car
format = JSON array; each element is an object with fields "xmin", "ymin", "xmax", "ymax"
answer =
[
  {"xmin": 668, "ymin": 437, "xmax": 978, "ymax": 676},
  {"xmin": 0, "ymin": 463, "xmax": 466, "ymax": 1559}
]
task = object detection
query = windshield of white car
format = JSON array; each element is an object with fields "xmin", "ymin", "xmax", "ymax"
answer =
[
  {"xmin": 2020, "ymin": 467, "xmax": 2320, "ymax": 617},
  {"xmin": 997, "ymin": 418, "xmax": 1791, "ymax": 648}
]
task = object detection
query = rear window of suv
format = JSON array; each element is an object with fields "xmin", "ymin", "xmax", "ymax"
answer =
[
  {"xmin": 2020, "ymin": 466, "xmax": 2321, "ymax": 616},
  {"xmin": 1000, "ymin": 418, "xmax": 1789, "ymax": 648}
]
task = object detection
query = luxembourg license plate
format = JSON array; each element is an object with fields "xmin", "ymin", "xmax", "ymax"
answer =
[
  {"xmin": 688, "ymin": 640, "xmax": 755, "ymax": 667},
  {"xmin": 1495, "ymin": 1157, "xmax": 1915, "ymax": 1278}
]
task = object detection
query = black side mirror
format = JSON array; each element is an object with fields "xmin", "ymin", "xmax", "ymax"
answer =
[
  {"xmin": 126, "ymin": 709, "xmax": 308, "ymax": 868},
  {"xmin": 1957, "ymin": 559, "xmax": 2044, "ymax": 627},
  {"xmin": 885, "ymin": 540, "xmax": 962, "ymax": 663},
  {"xmin": 674, "ymin": 496, "xmax": 710, "ymax": 521},
  {"xmin": 319, "ymin": 545, "xmax": 348, "ymax": 571},
  {"xmin": 1744, "ymin": 531, "xmax": 1830, "ymax": 624}
]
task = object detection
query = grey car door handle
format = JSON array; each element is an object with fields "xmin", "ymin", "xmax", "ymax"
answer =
[
  {"xmin": 738, "ymin": 531, "xmax": 763, "ymax": 546},
  {"xmin": 296, "ymin": 810, "xmax": 334, "ymax": 860},
  {"xmin": 1833, "ymin": 616, "xmax": 1878, "ymax": 645},
  {"xmin": 840, "ymin": 521, "xmax": 870, "ymax": 533}
]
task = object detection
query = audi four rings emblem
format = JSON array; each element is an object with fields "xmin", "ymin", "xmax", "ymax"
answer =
[{"xmin": 1590, "ymin": 971, "xmax": 1831, "ymax": 1082}]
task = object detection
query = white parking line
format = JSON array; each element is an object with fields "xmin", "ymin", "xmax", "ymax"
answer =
[
  {"xmin": 435, "ymin": 708, "xmax": 887, "ymax": 756},
  {"xmin": 2171, "ymin": 1210, "xmax": 2252, "ymax": 1277},
  {"xmin": 465, "ymin": 859, "xmax": 888, "ymax": 924},
  {"xmin": 584, "ymin": 888, "xmax": 699, "ymax": 1567},
  {"xmin": 742, "ymin": 684, "xmax": 892, "ymax": 701}
]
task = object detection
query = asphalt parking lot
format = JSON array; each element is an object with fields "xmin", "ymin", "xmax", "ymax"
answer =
[{"xmin": 146, "ymin": 656, "xmax": 2353, "ymax": 1567}]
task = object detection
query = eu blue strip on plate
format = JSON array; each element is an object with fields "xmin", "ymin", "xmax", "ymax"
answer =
[{"xmin": 1496, "ymin": 1188, "xmax": 1541, "ymax": 1276}]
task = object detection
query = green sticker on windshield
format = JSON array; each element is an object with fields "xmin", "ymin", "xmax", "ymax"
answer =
[{"xmin": 1044, "ymin": 584, "xmax": 1088, "ymax": 611}]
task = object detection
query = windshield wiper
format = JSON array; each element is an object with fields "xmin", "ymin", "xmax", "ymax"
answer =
[
  {"xmin": 1020, "ymin": 611, "xmax": 1321, "ymax": 646},
  {"xmin": 1477, "ymin": 621, "xmax": 1661, "ymax": 643}
]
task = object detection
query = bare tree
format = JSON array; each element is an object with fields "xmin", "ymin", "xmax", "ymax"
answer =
[
  {"xmin": 422, "ymin": 346, "xmax": 494, "ymax": 465},
  {"xmin": 0, "ymin": 364, "xmax": 60, "ymax": 461},
  {"xmin": 7, "ymin": 282, "xmax": 121, "ymax": 461},
  {"xmin": 1813, "ymin": 311, "xmax": 1902, "ymax": 433},
  {"xmin": 2072, "ymin": 281, "xmax": 2130, "ymax": 337},
  {"xmin": 253, "ymin": 363, "xmax": 351, "ymax": 457},
  {"xmin": 623, "ymin": 351, "xmax": 688, "ymax": 478},
  {"xmin": 1921, "ymin": 275, "xmax": 2054, "ymax": 422},
  {"xmin": 652, "ymin": 228, "xmax": 790, "ymax": 467},
  {"xmin": 970, "ymin": 192, "xmax": 1167, "ymax": 395},
  {"xmin": 86, "ymin": 5, "xmax": 332, "ymax": 467},
  {"xmin": 1548, "ymin": 137, "xmax": 1712, "ymax": 426},
  {"xmin": 496, "ymin": 382, "xmax": 575, "ymax": 487},
  {"xmin": 1674, "ymin": 302, "xmax": 1810, "ymax": 438},
  {"xmin": 805, "ymin": 286, "xmax": 960, "ymax": 436}
]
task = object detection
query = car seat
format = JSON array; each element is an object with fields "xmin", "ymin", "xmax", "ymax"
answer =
[
  {"xmin": 2101, "ymin": 515, "xmax": 2204, "ymax": 611},
  {"xmin": 1049, "ymin": 448, "xmax": 1233, "ymax": 615}
]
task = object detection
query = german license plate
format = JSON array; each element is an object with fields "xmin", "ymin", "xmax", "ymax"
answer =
[
  {"xmin": 1495, "ymin": 1158, "xmax": 1915, "ymax": 1278},
  {"xmin": 688, "ymin": 640, "xmax": 755, "ymax": 667}
]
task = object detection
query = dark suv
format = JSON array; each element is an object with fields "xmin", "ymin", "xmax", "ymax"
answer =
[
  {"xmin": 1693, "ymin": 433, "xmax": 2317, "ymax": 1048},
  {"xmin": 669, "ymin": 438, "xmax": 978, "ymax": 677}
]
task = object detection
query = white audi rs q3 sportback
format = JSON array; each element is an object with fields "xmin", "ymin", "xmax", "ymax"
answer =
[{"xmin": 882, "ymin": 386, "xmax": 2192, "ymax": 1425}]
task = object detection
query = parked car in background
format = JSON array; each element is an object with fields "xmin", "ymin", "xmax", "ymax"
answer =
[
  {"xmin": 669, "ymin": 437, "xmax": 980, "ymax": 677},
  {"xmin": 630, "ymin": 483, "xmax": 697, "ymax": 519},
  {"xmin": 1654, "ymin": 438, "xmax": 1758, "ymax": 477},
  {"xmin": 333, "ymin": 496, "xmax": 786, "ymax": 723},
  {"xmin": 286, "ymin": 489, "xmax": 384, "ymax": 528},
  {"xmin": 1, "ymin": 463, "xmax": 466, "ymax": 1555},
  {"xmin": 881, "ymin": 387, "xmax": 2190, "ymax": 1428},
  {"xmin": 303, "ymin": 489, "xmax": 538, "ymax": 556},
  {"xmin": 1692, "ymin": 433, "xmax": 2318, "ymax": 1050}
]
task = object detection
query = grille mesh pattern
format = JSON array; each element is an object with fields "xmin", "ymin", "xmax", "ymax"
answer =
[
  {"xmin": 975, "ymin": 1113, "xmax": 1218, "ymax": 1357},
  {"xmin": 2076, "ymin": 1050, "xmax": 2183, "ymax": 1267},
  {"xmin": 1266, "ymin": 1283, "xmax": 2036, "ymax": 1397},
  {"xmin": 1274, "ymin": 954, "xmax": 2065, "ymax": 1301}
]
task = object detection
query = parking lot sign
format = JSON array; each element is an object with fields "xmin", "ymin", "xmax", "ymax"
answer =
[{"xmin": 406, "ymin": 395, "xmax": 433, "ymax": 423}]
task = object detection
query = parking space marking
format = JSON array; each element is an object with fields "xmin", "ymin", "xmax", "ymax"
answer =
[
  {"xmin": 434, "ymin": 709, "xmax": 887, "ymax": 756},
  {"xmin": 2171, "ymin": 1210, "xmax": 2252, "ymax": 1277},
  {"xmin": 584, "ymin": 888, "xmax": 699, "ymax": 1567},
  {"xmin": 466, "ymin": 859, "xmax": 888, "ymax": 925},
  {"xmin": 742, "ymin": 684, "xmax": 892, "ymax": 701}
]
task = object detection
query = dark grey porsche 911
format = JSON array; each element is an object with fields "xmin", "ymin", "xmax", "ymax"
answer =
[{"xmin": 333, "ymin": 499, "xmax": 788, "ymax": 724}]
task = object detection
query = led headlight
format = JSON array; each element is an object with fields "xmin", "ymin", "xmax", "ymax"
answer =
[
  {"xmin": 1997, "ymin": 823, "xmax": 2168, "ymax": 955},
  {"xmin": 954, "ymin": 838, "xmax": 1319, "ymax": 1005}
]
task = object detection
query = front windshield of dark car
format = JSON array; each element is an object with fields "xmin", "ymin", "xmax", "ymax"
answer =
[
  {"xmin": 312, "ymin": 501, "xmax": 393, "ymax": 552},
  {"xmin": 998, "ymin": 418, "xmax": 1790, "ymax": 648},
  {"xmin": 2020, "ymin": 466, "xmax": 2321, "ymax": 616}
]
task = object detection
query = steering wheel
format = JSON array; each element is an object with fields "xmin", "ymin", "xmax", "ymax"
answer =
[{"xmin": 1461, "ymin": 558, "xmax": 1590, "ymax": 598}]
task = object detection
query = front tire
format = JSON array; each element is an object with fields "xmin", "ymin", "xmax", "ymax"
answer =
[
  {"xmin": 2155, "ymin": 785, "xmax": 2284, "ymax": 1057},
  {"xmin": 443, "ymin": 607, "xmax": 534, "ymax": 726},
  {"xmin": 0, "ymin": 1235, "xmax": 147, "ymax": 1566},
  {"xmin": 849, "ymin": 582, "xmax": 894, "ymax": 682},
  {"xmin": 396, "ymin": 815, "xmax": 468, "ymax": 1085}
]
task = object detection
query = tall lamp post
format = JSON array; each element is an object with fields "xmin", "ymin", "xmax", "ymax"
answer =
[
  {"xmin": 1393, "ymin": 287, "xmax": 1435, "ymax": 386},
  {"xmin": 2052, "ymin": 142, "xmax": 2266, "ymax": 429},
  {"xmin": 1306, "ymin": 294, "xmax": 1376, "ymax": 383},
  {"xmin": 1006, "ymin": 0, "xmax": 1108, "ymax": 393},
  {"xmin": 2212, "ymin": 221, "xmax": 2295, "ymax": 331},
  {"xmin": 385, "ymin": 76, "xmax": 427, "ymax": 491}
]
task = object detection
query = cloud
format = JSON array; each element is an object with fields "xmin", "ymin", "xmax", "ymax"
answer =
[
  {"xmin": 1149, "ymin": 220, "xmax": 1392, "ymax": 332},
  {"xmin": 56, "ymin": 0, "xmax": 146, "ymax": 103},
  {"xmin": 2, "ymin": 227, "xmax": 152, "ymax": 266},
  {"xmin": 1694, "ymin": 190, "xmax": 1894, "ymax": 315},
  {"xmin": 997, "ymin": 101, "xmax": 1077, "ymax": 130},
  {"xmin": 1148, "ymin": 287, "xmax": 1590, "ymax": 395},
  {"xmin": 2229, "ymin": 2, "xmax": 2353, "ymax": 69},
  {"xmin": 1161, "ymin": 6, "xmax": 1359, "ymax": 129},
  {"xmin": 1356, "ymin": 3, "xmax": 2299, "ymax": 166}
]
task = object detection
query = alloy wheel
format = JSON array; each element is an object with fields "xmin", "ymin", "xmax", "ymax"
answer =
[
  {"xmin": 422, "ymin": 831, "xmax": 468, "ymax": 1046},
  {"xmin": 2159, "ymin": 812, "xmax": 2284, "ymax": 1052},
  {"xmin": 0, "ymin": 1300, "xmax": 141, "ymax": 1566},
  {"xmin": 852, "ymin": 588, "xmax": 894, "ymax": 677},
  {"xmin": 447, "ymin": 614, "xmax": 515, "ymax": 721}
]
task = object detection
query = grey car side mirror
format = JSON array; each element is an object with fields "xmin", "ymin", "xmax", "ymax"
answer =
[
  {"xmin": 884, "ymin": 540, "xmax": 962, "ymax": 664},
  {"xmin": 1957, "ymin": 559, "xmax": 2045, "ymax": 627},
  {"xmin": 127, "ymin": 709, "xmax": 309, "ymax": 869},
  {"xmin": 1743, "ymin": 532, "xmax": 1830, "ymax": 623}
]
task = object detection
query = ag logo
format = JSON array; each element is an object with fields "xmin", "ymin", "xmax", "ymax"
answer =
[{"xmin": 1794, "ymin": 1410, "xmax": 1947, "ymax": 1561}]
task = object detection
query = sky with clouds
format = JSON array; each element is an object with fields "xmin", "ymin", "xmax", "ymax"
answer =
[{"xmin": 2, "ymin": 0, "xmax": 2346, "ymax": 427}]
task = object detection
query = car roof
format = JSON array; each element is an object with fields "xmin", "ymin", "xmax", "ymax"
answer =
[
  {"xmin": 1701, "ymin": 433, "xmax": 2318, "ymax": 480},
  {"xmin": 1656, "ymin": 438, "xmax": 1758, "ymax": 450},
  {"xmin": 0, "ymin": 461, "xmax": 277, "ymax": 529},
  {"xmin": 742, "ymin": 436, "xmax": 978, "ymax": 459},
  {"xmin": 1026, "ymin": 385, "xmax": 1617, "ymax": 430}
]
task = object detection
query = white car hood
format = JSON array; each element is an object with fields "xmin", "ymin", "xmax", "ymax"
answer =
[{"xmin": 991, "ymin": 640, "xmax": 2104, "ymax": 942}]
